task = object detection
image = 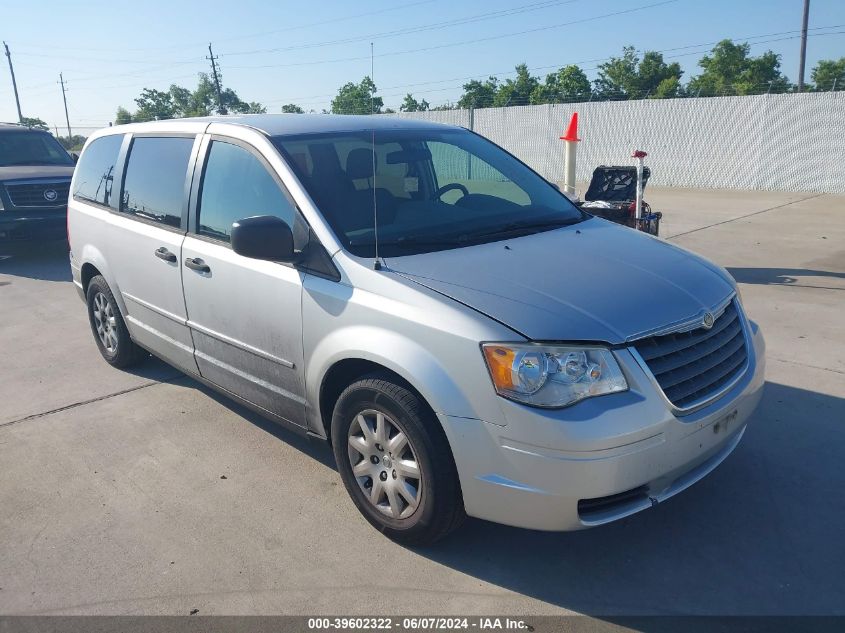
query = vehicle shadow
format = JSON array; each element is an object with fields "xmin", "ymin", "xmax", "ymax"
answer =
[
  {"xmin": 413, "ymin": 381, "xmax": 845, "ymax": 616},
  {"xmin": 0, "ymin": 241, "xmax": 71, "ymax": 282},
  {"xmin": 728, "ymin": 266, "xmax": 845, "ymax": 290},
  {"xmin": 167, "ymin": 371, "xmax": 338, "ymax": 471}
]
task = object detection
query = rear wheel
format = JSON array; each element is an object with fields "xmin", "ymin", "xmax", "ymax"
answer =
[
  {"xmin": 331, "ymin": 374, "xmax": 465, "ymax": 544},
  {"xmin": 86, "ymin": 275, "xmax": 147, "ymax": 368}
]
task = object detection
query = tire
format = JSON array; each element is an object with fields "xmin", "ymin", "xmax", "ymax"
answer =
[
  {"xmin": 331, "ymin": 373, "xmax": 465, "ymax": 545},
  {"xmin": 85, "ymin": 275, "xmax": 147, "ymax": 368}
]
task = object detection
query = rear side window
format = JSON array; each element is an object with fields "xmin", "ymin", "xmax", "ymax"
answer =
[
  {"xmin": 121, "ymin": 136, "xmax": 194, "ymax": 228},
  {"xmin": 73, "ymin": 134, "xmax": 123, "ymax": 208},
  {"xmin": 197, "ymin": 140, "xmax": 296, "ymax": 242}
]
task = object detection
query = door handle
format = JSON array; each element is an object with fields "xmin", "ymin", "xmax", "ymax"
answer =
[
  {"xmin": 154, "ymin": 247, "xmax": 177, "ymax": 263},
  {"xmin": 184, "ymin": 257, "xmax": 211, "ymax": 273}
]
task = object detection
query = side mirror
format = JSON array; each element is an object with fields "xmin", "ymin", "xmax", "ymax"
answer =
[
  {"xmin": 231, "ymin": 215, "xmax": 296, "ymax": 263},
  {"xmin": 71, "ymin": 152, "xmax": 79, "ymax": 164}
]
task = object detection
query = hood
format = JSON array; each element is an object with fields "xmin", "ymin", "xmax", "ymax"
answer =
[
  {"xmin": 0, "ymin": 166, "xmax": 75, "ymax": 181},
  {"xmin": 384, "ymin": 218, "xmax": 735, "ymax": 344}
]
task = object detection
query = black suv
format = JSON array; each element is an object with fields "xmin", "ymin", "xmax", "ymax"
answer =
[{"xmin": 0, "ymin": 123, "xmax": 75, "ymax": 242}]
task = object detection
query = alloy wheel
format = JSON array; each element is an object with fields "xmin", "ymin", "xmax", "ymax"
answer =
[
  {"xmin": 347, "ymin": 409, "xmax": 423, "ymax": 519},
  {"xmin": 92, "ymin": 292, "xmax": 118, "ymax": 353}
]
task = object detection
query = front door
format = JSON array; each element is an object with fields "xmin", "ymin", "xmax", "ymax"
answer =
[{"xmin": 181, "ymin": 137, "xmax": 306, "ymax": 425}]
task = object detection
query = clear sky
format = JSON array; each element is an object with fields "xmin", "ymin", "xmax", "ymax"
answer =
[{"xmin": 2, "ymin": 0, "xmax": 843, "ymax": 134}]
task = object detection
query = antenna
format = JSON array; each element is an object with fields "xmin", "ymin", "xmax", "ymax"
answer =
[{"xmin": 371, "ymin": 41, "xmax": 381, "ymax": 271}]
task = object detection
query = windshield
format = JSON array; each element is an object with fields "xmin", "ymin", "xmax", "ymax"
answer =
[
  {"xmin": 0, "ymin": 131, "xmax": 74, "ymax": 167},
  {"xmin": 273, "ymin": 128, "xmax": 584, "ymax": 257}
]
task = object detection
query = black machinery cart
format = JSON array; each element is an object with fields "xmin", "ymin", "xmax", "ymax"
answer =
[{"xmin": 577, "ymin": 165, "xmax": 662, "ymax": 236}]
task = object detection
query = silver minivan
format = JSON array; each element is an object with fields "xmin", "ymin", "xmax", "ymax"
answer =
[{"xmin": 69, "ymin": 115, "xmax": 765, "ymax": 543}]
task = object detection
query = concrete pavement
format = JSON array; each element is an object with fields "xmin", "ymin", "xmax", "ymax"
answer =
[{"xmin": 0, "ymin": 188, "xmax": 843, "ymax": 616}]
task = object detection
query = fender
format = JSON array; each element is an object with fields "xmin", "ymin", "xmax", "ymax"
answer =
[{"xmin": 305, "ymin": 325, "xmax": 485, "ymax": 437}]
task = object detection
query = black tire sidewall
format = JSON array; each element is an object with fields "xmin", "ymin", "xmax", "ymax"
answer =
[
  {"xmin": 332, "ymin": 379, "xmax": 453, "ymax": 541},
  {"xmin": 85, "ymin": 276, "xmax": 137, "ymax": 367}
]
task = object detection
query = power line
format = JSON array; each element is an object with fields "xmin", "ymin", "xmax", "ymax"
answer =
[
  {"xmin": 4, "ymin": 0, "xmax": 438, "ymax": 55},
  {"xmin": 227, "ymin": 0, "xmax": 681, "ymax": 70},
  {"xmin": 223, "ymin": 0, "xmax": 579, "ymax": 57},
  {"xmin": 264, "ymin": 26, "xmax": 845, "ymax": 108}
]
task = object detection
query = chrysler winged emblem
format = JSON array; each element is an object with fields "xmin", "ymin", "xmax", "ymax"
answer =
[{"xmin": 702, "ymin": 312, "xmax": 715, "ymax": 329}]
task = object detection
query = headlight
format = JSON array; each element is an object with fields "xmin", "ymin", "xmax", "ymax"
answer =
[{"xmin": 481, "ymin": 343, "xmax": 628, "ymax": 408}]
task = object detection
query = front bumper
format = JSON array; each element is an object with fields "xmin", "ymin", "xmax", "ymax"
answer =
[
  {"xmin": 440, "ymin": 319, "xmax": 766, "ymax": 531},
  {"xmin": 0, "ymin": 211, "xmax": 66, "ymax": 242}
]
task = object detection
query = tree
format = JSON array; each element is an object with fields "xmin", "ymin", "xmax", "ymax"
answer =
[
  {"xmin": 593, "ymin": 47, "xmax": 683, "ymax": 99},
  {"xmin": 493, "ymin": 64, "xmax": 539, "ymax": 107},
  {"xmin": 457, "ymin": 76, "xmax": 499, "ymax": 109},
  {"xmin": 133, "ymin": 88, "xmax": 176, "ymax": 121},
  {"xmin": 400, "ymin": 93, "xmax": 430, "ymax": 112},
  {"xmin": 57, "ymin": 134, "xmax": 87, "ymax": 151},
  {"xmin": 20, "ymin": 117, "xmax": 49, "ymax": 130},
  {"xmin": 282, "ymin": 103, "xmax": 305, "ymax": 113},
  {"xmin": 115, "ymin": 107, "xmax": 133, "ymax": 125},
  {"xmin": 531, "ymin": 65, "xmax": 591, "ymax": 103},
  {"xmin": 638, "ymin": 52, "xmax": 683, "ymax": 98},
  {"xmin": 810, "ymin": 58, "xmax": 845, "ymax": 91},
  {"xmin": 687, "ymin": 40, "xmax": 791, "ymax": 96},
  {"xmin": 117, "ymin": 73, "xmax": 266, "ymax": 122},
  {"xmin": 331, "ymin": 76, "xmax": 383, "ymax": 114},
  {"xmin": 594, "ymin": 46, "xmax": 639, "ymax": 98}
]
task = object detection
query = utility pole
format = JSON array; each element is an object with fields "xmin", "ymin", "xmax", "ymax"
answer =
[
  {"xmin": 206, "ymin": 43, "xmax": 226, "ymax": 115},
  {"xmin": 58, "ymin": 73, "xmax": 72, "ymax": 139},
  {"xmin": 797, "ymin": 0, "xmax": 811, "ymax": 91},
  {"xmin": 3, "ymin": 41, "xmax": 23, "ymax": 124}
]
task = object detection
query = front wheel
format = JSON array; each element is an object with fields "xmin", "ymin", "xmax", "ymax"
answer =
[{"xmin": 331, "ymin": 374, "xmax": 465, "ymax": 544}]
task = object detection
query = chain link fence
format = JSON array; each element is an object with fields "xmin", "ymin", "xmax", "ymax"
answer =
[{"xmin": 388, "ymin": 92, "xmax": 845, "ymax": 193}]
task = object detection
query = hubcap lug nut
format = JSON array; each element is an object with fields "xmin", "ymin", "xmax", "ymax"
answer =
[
  {"xmin": 379, "ymin": 471, "xmax": 388, "ymax": 481},
  {"xmin": 370, "ymin": 455, "xmax": 379, "ymax": 464},
  {"xmin": 392, "ymin": 470, "xmax": 397, "ymax": 479}
]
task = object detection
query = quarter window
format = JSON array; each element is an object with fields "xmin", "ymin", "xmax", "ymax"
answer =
[
  {"xmin": 198, "ymin": 140, "xmax": 295, "ymax": 243},
  {"xmin": 73, "ymin": 134, "xmax": 123, "ymax": 208},
  {"xmin": 121, "ymin": 136, "xmax": 194, "ymax": 228}
]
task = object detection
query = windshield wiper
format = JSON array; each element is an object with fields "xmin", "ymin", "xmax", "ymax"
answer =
[
  {"xmin": 472, "ymin": 217, "xmax": 583, "ymax": 239},
  {"xmin": 353, "ymin": 233, "xmax": 469, "ymax": 249}
]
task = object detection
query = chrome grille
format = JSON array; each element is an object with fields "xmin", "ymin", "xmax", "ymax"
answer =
[
  {"xmin": 5, "ymin": 181, "xmax": 70, "ymax": 208},
  {"xmin": 633, "ymin": 300, "xmax": 748, "ymax": 410}
]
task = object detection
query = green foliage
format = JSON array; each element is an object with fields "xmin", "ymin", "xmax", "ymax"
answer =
[
  {"xmin": 687, "ymin": 40, "xmax": 791, "ymax": 96},
  {"xmin": 593, "ymin": 47, "xmax": 683, "ymax": 99},
  {"xmin": 56, "ymin": 134, "xmax": 87, "ymax": 151},
  {"xmin": 281, "ymin": 103, "xmax": 305, "ymax": 113},
  {"xmin": 117, "ymin": 73, "xmax": 266, "ymax": 122},
  {"xmin": 493, "ymin": 64, "xmax": 540, "ymax": 107},
  {"xmin": 400, "ymin": 94, "xmax": 430, "ymax": 112},
  {"xmin": 457, "ymin": 76, "xmax": 499, "ymax": 109},
  {"xmin": 115, "ymin": 107, "xmax": 133, "ymax": 125},
  {"xmin": 20, "ymin": 117, "xmax": 49, "ymax": 130},
  {"xmin": 531, "ymin": 65, "xmax": 592, "ymax": 103},
  {"xmin": 811, "ymin": 58, "xmax": 845, "ymax": 91},
  {"xmin": 331, "ymin": 76, "xmax": 383, "ymax": 115}
]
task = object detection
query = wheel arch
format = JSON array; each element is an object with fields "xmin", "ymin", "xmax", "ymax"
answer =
[
  {"xmin": 77, "ymin": 245, "xmax": 127, "ymax": 314},
  {"xmin": 307, "ymin": 327, "xmax": 478, "ymax": 443}
]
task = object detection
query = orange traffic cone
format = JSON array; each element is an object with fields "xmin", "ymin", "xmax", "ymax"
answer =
[{"xmin": 560, "ymin": 112, "xmax": 580, "ymax": 142}]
